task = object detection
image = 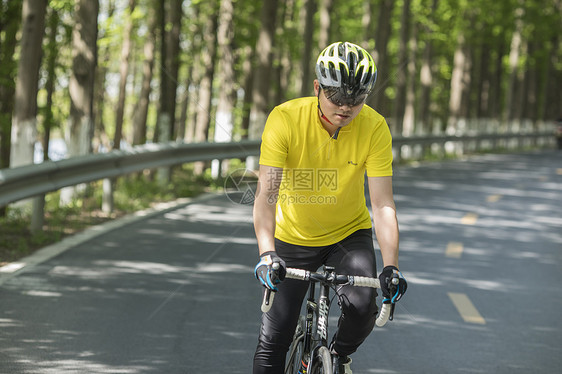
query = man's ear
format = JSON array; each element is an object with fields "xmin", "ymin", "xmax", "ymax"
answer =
[{"xmin": 313, "ymin": 80, "xmax": 320, "ymax": 97}]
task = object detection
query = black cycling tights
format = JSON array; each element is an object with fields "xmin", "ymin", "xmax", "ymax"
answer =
[{"xmin": 253, "ymin": 229, "xmax": 379, "ymax": 374}]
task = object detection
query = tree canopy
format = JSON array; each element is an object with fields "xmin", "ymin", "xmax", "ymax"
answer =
[{"xmin": 0, "ymin": 0, "xmax": 560, "ymax": 170}]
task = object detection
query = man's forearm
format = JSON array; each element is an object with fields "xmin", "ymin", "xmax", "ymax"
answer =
[
  {"xmin": 373, "ymin": 206, "xmax": 400, "ymax": 268},
  {"xmin": 253, "ymin": 165, "xmax": 283, "ymax": 256},
  {"xmin": 253, "ymin": 193, "xmax": 277, "ymax": 255}
]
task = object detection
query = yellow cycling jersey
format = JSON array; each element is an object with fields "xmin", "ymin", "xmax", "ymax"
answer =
[{"xmin": 259, "ymin": 96, "xmax": 393, "ymax": 246}]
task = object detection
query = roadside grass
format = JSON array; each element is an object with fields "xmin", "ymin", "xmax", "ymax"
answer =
[{"xmin": 0, "ymin": 163, "xmax": 230, "ymax": 266}]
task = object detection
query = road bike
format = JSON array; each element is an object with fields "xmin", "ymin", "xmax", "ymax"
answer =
[{"xmin": 261, "ymin": 265, "xmax": 398, "ymax": 374}]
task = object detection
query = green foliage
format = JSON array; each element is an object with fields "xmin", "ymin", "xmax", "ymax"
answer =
[
  {"xmin": 0, "ymin": 206, "xmax": 63, "ymax": 264},
  {"xmin": 0, "ymin": 164, "xmax": 212, "ymax": 264},
  {"xmin": 1, "ymin": 0, "xmax": 561, "ymax": 162}
]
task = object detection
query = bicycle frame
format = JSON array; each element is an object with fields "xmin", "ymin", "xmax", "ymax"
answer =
[{"xmin": 297, "ymin": 266, "xmax": 339, "ymax": 372}]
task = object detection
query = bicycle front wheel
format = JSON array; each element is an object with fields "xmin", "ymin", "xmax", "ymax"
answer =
[
  {"xmin": 309, "ymin": 346, "xmax": 333, "ymax": 374},
  {"xmin": 285, "ymin": 316, "xmax": 305, "ymax": 374},
  {"xmin": 285, "ymin": 332, "xmax": 304, "ymax": 374}
]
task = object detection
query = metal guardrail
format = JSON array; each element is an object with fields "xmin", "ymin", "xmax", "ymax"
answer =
[
  {"xmin": 0, "ymin": 131, "xmax": 555, "ymax": 207},
  {"xmin": 0, "ymin": 140, "xmax": 260, "ymax": 207},
  {"xmin": 392, "ymin": 131, "xmax": 555, "ymax": 159}
]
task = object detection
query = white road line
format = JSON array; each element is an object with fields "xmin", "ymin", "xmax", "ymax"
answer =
[
  {"xmin": 448, "ymin": 292, "xmax": 486, "ymax": 325},
  {"xmin": 487, "ymin": 194, "xmax": 502, "ymax": 203},
  {"xmin": 461, "ymin": 213, "xmax": 478, "ymax": 225},
  {"xmin": 446, "ymin": 242, "xmax": 464, "ymax": 258}
]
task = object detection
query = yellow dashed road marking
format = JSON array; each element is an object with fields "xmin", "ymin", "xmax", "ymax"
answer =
[
  {"xmin": 448, "ymin": 292, "xmax": 486, "ymax": 325},
  {"xmin": 446, "ymin": 242, "xmax": 464, "ymax": 258},
  {"xmin": 461, "ymin": 213, "xmax": 478, "ymax": 225},
  {"xmin": 487, "ymin": 194, "xmax": 502, "ymax": 203}
]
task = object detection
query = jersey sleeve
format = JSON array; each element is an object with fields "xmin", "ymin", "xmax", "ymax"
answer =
[
  {"xmin": 259, "ymin": 106, "xmax": 290, "ymax": 168},
  {"xmin": 365, "ymin": 117, "xmax": 393, "ymax": 177}
]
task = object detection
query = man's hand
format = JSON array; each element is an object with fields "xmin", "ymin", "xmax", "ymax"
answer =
[
  {"xmin": 254, "ymin": 251, "xmax": 286, "ymax": 291},
  {"xmin": 379, "ymin": 265, "xmax": 407, "ymax": 303}
]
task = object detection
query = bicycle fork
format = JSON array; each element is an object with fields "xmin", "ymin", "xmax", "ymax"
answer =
[{"xmin": 299, "ymin": 282, "xmax": 332, "ymax": 373}]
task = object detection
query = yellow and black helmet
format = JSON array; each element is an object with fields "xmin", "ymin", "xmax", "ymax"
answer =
[{"xmin": 315, "ymin": 42, "xmax": 377, "ymax": 97}]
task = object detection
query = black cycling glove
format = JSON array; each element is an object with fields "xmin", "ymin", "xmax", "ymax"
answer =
[
  {"xmin": 254, "ymin": 251, "xmax": 286, "ymax": 291},
  {"xmin": 379, "ymin": 265, "xmax": 407, "ymax": 304}
]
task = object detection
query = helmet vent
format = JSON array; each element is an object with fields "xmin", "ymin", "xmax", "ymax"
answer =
[
  {"xmin": 329, "ymin": 62, "xmax": 338, "ymax": 81},
  {"xmin": 356, "ymin": 66, "xmax": 365, "ymax": 82}
]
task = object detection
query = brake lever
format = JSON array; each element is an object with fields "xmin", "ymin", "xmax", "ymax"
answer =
[
  {"xmin": 388, "ymin": 303, "xmax": 396, "ymax": 321},
  {"xmin": 387, "ymin": 274, "xmax": 400, "ymax": 321}
]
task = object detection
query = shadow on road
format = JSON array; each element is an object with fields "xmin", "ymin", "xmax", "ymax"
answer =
[{"xmin": 1, "ymin": 150, "xmax": 561, "ymax": 373}]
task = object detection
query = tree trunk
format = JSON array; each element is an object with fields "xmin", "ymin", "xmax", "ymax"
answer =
[
  {"xmin": 193, "ymin": 1, "xmax": 219, "ymax": 175},
  {"xmin": 489, "ymin": 39, "xmax": 505, "ymax": 121},
  {"xmin": 240, "ymin": 45, "xmax": 255, "ymax": 140},
  {"xmin": 317, "ymin": 0, "xmax": 332, "ymax": 49},
  {"xmin": 154, "ymin": 0, "xmax": 180, "ymax": 144},
  {"xmin": 10, "ymin": 0, "xmax": 46, "ymax": 168},
  {"xmin": 185, "ymin": 51, "xmax": 202, "ymax": 143},
  {"xmin": 300, "ymin": 0, "xmax": 316, "ymax": 96},
  {"xmin": 367, "ymin": 0, "xmax": 394, "ymax": 114},
  {"xmin": 182, "ymin": 4, "xmax": 202, "ymax": 144},
  {"xmin": 60, "ymin": 0, "xmax": 99, "ymax": 205},
  {"xmin": 402, "ymin": 22, "xmax": 417, "ymax": 137},
  {"xmin": 166, "ymin": 0, "xmax": 182, "ymax": 139},
  {"xmin": 103, "ymin": 0, "xmax": 135, "ymax": 213},
  {"xmin": 113, "ymin": 0, "xmax": 136, "ymax": 151},
  {"xmin": 513, "ymin": 39, "xmax": 527, "ymax": 123},
  {"xmin": 544, "ymin": 33, "xmax": 561, "ymax": 121},
  {"xmin": 523, "ymin": 41, "xmax": 537, "ymax": 121},
  {"xmin": 447, "ymin": 33, "xmax": 468, "ymax": 134},
  {"xmin": 132, "ymin": 0, "xmax": 156, "ymax": 146},
  {"xmin": 67, "ymin": 0, "xmax": 99, "ymax": 156},
  {"xmin": 193, "ymin": 6, "xmax": 219, "ymax": 140},
  {"xmin": 92, "ymin": 1, "xmax": 115, "ymax": 155},
  {"xmin": 361, "ymin": 0, "xmax": 373, "ymax": 47},
  {"xmin": 504, "ymin": 4, "xmax": 524, "ymax": 123},
  {"xmin": 154, "ymin": 0, "xmax": 166, "ymax": 144},
  {"xmin": 460, "ymin": 46, "xmax": 472, "ymax": 122},
  {"xmin": 10, "ymin": 0, "xmax": 46, "ymax": 232},
  {"xmin": 212, "ymin": 0, "xmax": 235, "ymax": 178},
  {"xmin": 0, "ymin": 1, "xmax": 22, "ymax": 173},
  {"xmin": 155, "ymin": 0, "xmax": 182, "ymax": 182},
  {"xmin": 43, "ymin": 6, "xmax": 59, "ymax": 162},
  {"xmin": 247, "ymin": 0, "xmax": 279, "ymax": 170},
  {"xmin": 476, "ymin": 35, "xmax": 491, "ymax": 119},
  {"xmin": 418, "ymin": 0, "xmax": 438, "ymax": 133},
  {"xmin": 275, "ymin": 0, "xmax": 295, "ymax": 104},
  {"xmin": 176, "ymin": 66, "xmax": 192, "ymax": 142},
  {"xmin": 392, "ymin": 0, "xmax": 410, "ymax": 135},
  {"xmin": 214, "ymin": 0, "xmax": 235, "ymax": 144}
]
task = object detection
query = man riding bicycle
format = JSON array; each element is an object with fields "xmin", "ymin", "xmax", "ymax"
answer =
[{"xmin": 253, "ymin": 41, "xmax": 407, "ymax": 374}]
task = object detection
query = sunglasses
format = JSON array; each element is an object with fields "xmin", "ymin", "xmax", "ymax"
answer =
[{"xmin": 322, "ymin": 88, "xmax": 368, "ymax": 107}]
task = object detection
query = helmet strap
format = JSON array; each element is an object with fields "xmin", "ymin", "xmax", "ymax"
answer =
[{"xmin": 317, "ymin": 89, "xmax": 340, "ymax": 140}]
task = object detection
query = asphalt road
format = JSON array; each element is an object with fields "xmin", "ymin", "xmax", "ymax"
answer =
[{"xmin": 1, "ymin": 150, "xmax": 561, "ymax": 374}]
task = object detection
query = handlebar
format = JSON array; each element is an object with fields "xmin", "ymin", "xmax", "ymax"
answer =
[{"xmin": 260, "ymin": 267, "xmax": 395, "ymax": 327}]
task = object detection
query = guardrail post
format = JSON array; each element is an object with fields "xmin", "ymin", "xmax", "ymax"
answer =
[
  {"xmin": 30, "ymin": 195, "xmax": 45, "ymax": 233},
  {"xmin": 102, "ymin": 178, "xmax": 114, "ymax": 213}
]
